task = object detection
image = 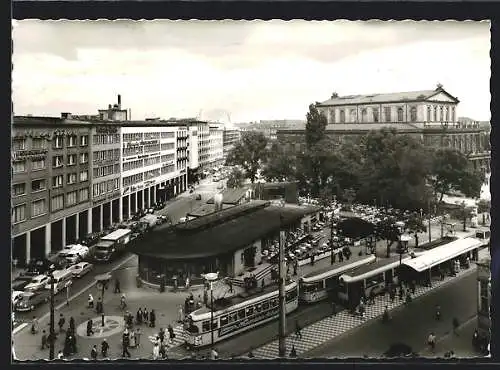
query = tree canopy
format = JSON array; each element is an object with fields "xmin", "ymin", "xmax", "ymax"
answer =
[
  {"xmin": 226, "ymin": 168, "xmax": 246, "ymax": 189},
  {"xmin": 225, "ymin": 131, "xmax": 268, "ymax": 183}
]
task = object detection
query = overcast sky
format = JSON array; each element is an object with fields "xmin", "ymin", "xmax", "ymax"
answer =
[{"xmin": 12, "ymin": 20, "xmax": 491, "ymax": 123}]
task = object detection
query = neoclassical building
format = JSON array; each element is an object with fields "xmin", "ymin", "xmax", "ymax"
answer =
[{"xmin": 277, "ymin": 85, "xmax": 490, "ymax": 172}]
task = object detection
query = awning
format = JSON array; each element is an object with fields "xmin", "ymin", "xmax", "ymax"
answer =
[{"xmin": 402, "ymin": 237, "xmax": 483, "ymax": 273}]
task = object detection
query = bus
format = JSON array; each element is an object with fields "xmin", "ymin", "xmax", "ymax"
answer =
[
  {"xmin": 93, "ymin": 228, "xmax": 132, "ymax": 263},
  {"xmin": 299, "ymin": 255, "xmax": 376, "ymax": 303},
  {"xmin": 184, "ymin": 280, "xmax": 298, "ymax": 348}
]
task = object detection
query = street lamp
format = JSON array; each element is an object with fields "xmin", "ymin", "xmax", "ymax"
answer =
[
  {"xmin": 47, "ymin": 264, "xmax": 56, "ymax": 360},
  {"xmin": 204, "ymin": 272, "xmax": 218, "ymax": 348},
  {"xmin": 95, "ymin": 273, "xmax": 112, "ymax": 326}
]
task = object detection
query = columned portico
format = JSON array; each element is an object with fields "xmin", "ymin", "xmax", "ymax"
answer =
[
  {"xmin": 119, "ymin": 197, "xmax": 124, "ymax": 222},
  {"xmin": 61, "ymin": 217, "xmax": 67, "ymax": 248},
  {"xmin": 99, "ymin": 204, "xmax": 104, "ymax": 231},
  {"xmin": 153, "ymin": 185, "xmax": 157, "ymax": 204},
  {"xmin": 45, "ymin": 223, "xmax": 51, "ymax": 256},
  {"xmin": 109, "ymin": 201, "xmax": 114, "ymax": 225},
  {"xmin": 87, "ymin": 209, "xmax": 92, "ymax": 234},
  {"xmin": 75, "ymin": 213, "xmax": 80, "ymax": 240},
  {"xmin": 26, "ymin": 231, "xmax": 31, "ymax": 265}
]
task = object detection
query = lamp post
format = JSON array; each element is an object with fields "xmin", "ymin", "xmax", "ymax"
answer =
[
  {"xmin": 461, "ymin": 201, "xmax": 467, "ymax": 232},
  {"xmin": 47, "ymin": 265, "xmax": 56, "ymax": 360},
  {"xmin": 204, "ymin": 272, "xmax": 218, "ymax": 348},
  {"xmin": 95, "ymin": 273, "xmax": 111, "ymax": 326}
]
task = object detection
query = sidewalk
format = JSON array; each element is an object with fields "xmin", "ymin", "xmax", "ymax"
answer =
[{"xmin": 251, "ymin": 247, "xmax": 488, "ymax": 359}]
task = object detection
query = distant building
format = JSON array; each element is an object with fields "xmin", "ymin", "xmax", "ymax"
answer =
[
  {"xmin": 97, "ymin": 94, "xmax": 129, "ymax": 121},
  {"xmin": 277, "ymin": 85, "xmax": 491, "ymax": 173},
  {"xmin": 222, "ymin": 126, "xmax": 241, "ymax": 160},
  {"xmin": 208, "ymin": 125, "xmax": 224, "ymax": 169}
]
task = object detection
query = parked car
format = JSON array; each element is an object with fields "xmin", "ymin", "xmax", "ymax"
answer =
[
  {"xmin": 68, "ymin": 262, "xmax": 93, "ymax": 278},
  {"xmin": 15, "ymin": 291, "xmax": 50, "ymax": 312},
  {"xmin": 12, "ymin": 275, "xmax": 34, "ymax": 291},
  {"xmin": 24, "ymin": 275, "xmax": 50, "ymax": 292},
  {"xmin": 12, "ymin": 291, "xmax": 24, "ymax": 306}
]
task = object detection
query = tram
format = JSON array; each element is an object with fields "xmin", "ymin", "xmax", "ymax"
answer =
[
  {"xmin": 337, "ymin": 254, "xmax": 417, "ymax": 307},
  {"xmin": 184, "ymin": 280, "xmax": 299, "ymax": 348},
  {"xmin": 299, "ymin": 255, "xmax": 376, "ymax": 303}
]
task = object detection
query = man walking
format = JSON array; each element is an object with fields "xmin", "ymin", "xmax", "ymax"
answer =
[
  {"xmin": 114, "ymin": 279, "xmax": 121, "ymax": 294},
  {"xmin": 295, "ymin": 320, "xmax": 302, "ymax": 340},
  {"xmin": 101, "ymin": 339, "xmax": 109, "ymax": 358},
  {"xmin": 58, "ymin": 314, "xmax": 66, "ymax": 333},
  {"xmin": 427, "ymin": 332, "xmax": 436, "ymax": 352},
  {"xmin": 90, "ymin": 344, "xmax": 98, "ymax": 360},
  {"xmin": 122, "ymin": 329, "xmax": 131, "ymax": 358}
]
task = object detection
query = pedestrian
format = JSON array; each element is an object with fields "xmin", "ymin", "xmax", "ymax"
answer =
[
  {"xmin": 31, "ymin": 316, "xmax": 39, "ymax": 334},
  {"xmin": 130, "ymin": 329, "xmax": 136, "ymax": 348},
  {"xmin": 152, "ymin": 341, "xmax": 160, "ymax": 360},
  {"xmin": 88, "ymin": 294, "xmax": 94, "ymax": 309},
  {"xmin": 435, "ymin": 305, "xmax": 441, "ymax": 321},
  {"xmin": 185, "ymin": 276, "xmax": 190, "ymax": 290},
  {"xmin": 150, "ymin": 309, "xmax": 156, "ymax": 328},
  {"xmin": 178, "ymin": 305, "xmax": 184, "ymax": 323},
  {"xmin": 331, "ymin": 300, "xmax": 337, "ymax": 317},
  {"xmin": 452, "ymin": 317, "xmax": 459, "ymax": 336},
  {"xmin": 168, "ymin": 324, "xmax": 175, "ymax": 344},
  {"xmin": 86, "ymin": 318, "xmax": 94, "ymax": 336},
  {"xmin": 389, "ymin": 288, "xmax": 396, "ymax": 303},
  {"xmin": 135, "ymin": 327, "xmax": 141, "ymax": 347},
  {"xmin": 143, "ymin": 307, "xmax": 149, "ymax": 324},
  {"xmin": 427, "ymin": 332, "xmax": 436, "ymax": 352},
  {"xmin": 101, "ymin": 339, "xmax": 109, "ymax": 358},
  {"xmin": 399, "ymin": 287, "xmax": 404, "ymax": 301},
  {"xmin": 69, "ymin": 317, "xmax": 75, "ymax": 334},
  {"xmin": 228, "ymin": 279, "xmax": 233, "ymax": 293},
  {"xmin": 91, "ymin": 344, "xmax": 98, "ymax": 360},
  {"xmin": 210, "ymin": 347, "xmax": 219, "ymax": 360},
  {"xmin": 58, "ymin": 314, "xmax": 66, "ymax": 333},
  {"xmin": 405, "ymin": 292, "xmax": 412, "ymax": 304},
  {"xmin": 295, "ymin": 320, "xmax": 302, "ymax": 340},
  {"xmin": 293, "ymin": 260, "xmax": 298, "ymax": 276},
  {"xmin": 114, "ymin": 279, "xmax": 121, "ymax": 294},
  {"xmin": 358, "ymin": 301, "xmax": 365, "ymax": 318},
  {"xmin": 411, "ymin": 280, "xmax": 416, "ymax": 295},
  {"xmin": 122, "ymin": 331, "xmax": 131, "ymax": 358},
  {"xmin": 136, "ymin": 308, "xmax": 143, "ymax": 325},
  {"xmin": 159, "ymin": 342, "xmax": 168, "ymax": 359},
  {"xmin": 368, "ymin": 290, "xmax": 375, "ymax": 305},
  {"xmin": 41, "ymin": 330, "xmax": 47, "ymax": 350},
  {"xmin": 290, "ymin": 345, "xmax": 297, "ymax": 357},
  {"xmin": 158, "ymin": 328, "xmax": 165, "ymax": 344}
]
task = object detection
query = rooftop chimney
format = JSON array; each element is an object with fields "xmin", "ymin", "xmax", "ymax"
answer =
[{"xmin": 117, "ymin": 94, "xmax": 122, "ymax": 109}]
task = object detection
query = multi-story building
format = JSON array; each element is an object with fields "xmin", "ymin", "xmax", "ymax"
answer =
[
  {"xmin": 277, "ymin": 85, "xmax": 491, "ymax": 172},
  {"xmin": 12, "ymin": 114, "xmax": 190, "ymax": 266},
  {"xmin": 208, "ymin": 125, "xmax": 224, "ymax": 168},
  {"xmin": 477, "ymin": 257, "xmax": 491, "ymax": 348},
  {"xmin": 12, "ymin": 116, "xmax": 92, "ymax": 265},
  {"xmin": 222, "ymin": 126, "xmax": 241, "ymax": 160}
]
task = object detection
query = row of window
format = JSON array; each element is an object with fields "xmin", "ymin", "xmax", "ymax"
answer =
[
  {"xmin": 93, "ymin": 164, "xmax": 120, "ymax": 178},
  {"xmin": 92, "ymin": 179, "xmax": 120, "ymax": 198},
  {"xmin": 123, "ymin": 133, "xmax": 143, "ymax": 142},
  {"xmin": 144, "ymin": 169, "xmax": 161, "ymax": 180},
  {"xmin": 161, "ymin": 164, "xmax": 175, "ymax": 175},
  {"xmin": 162, "ymin": 132, "xmax": 176, "ymax": 139},
  {"xmin": 144, "ymin": 156, "xmax": 161, "ymax": 167},
  {"xmin": 123, "ymin": 173, "xmax": 144, "ymax": 187},
  {"xmin": 93, "ymin": 149, "xmax": 120, "ymax": 163},
  {"xmin": 12, "ymin": 188, "xmax": 89, "ymax": 223},
  {"xmin": 145, "ymin": 144, "xmax": 161, "ymax": 153},
  {"xmin": 13, "ymin": 135, "xmax": 89, "ymax": 152},
  {"xmin": 92, "ymin": 134, "xmax": 120, "ymax": 145},
  {"xmin": 123, "ymin": 147, "xmax": 144, "ymax": 157},
  {"xmin": 161, "ymin": 143, "xmax": 175, "ymax": 151},
  {"xmin": 144, "ymin": 132, "xmax": 161, "ymax": 140},
  {"xmin": 123, "ymin": 159, "xmax": 144, "ymax": 172},
  {"xmin": 161, "ymin": 153, "xmax": 175, "ymax": 162}
]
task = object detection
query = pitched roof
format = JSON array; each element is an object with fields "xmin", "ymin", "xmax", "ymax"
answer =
[
  {"xmin": 318, "ymin": 88, "xmax": 458, "ymax": 106},
  {"xmin": 129, "ymin": 201, "xmax": 319, "ymax": 260}
]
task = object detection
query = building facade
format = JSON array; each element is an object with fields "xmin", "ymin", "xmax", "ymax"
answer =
[
  {"xmin": 12, "ymin": 117, "xmax": 92, "ymax": 265},
  {"xmin": 12, "ymin": 116, "xmax": 191, "ymax": 266},
  {"xmin": 208, "ymin": 125, "xmax": 224, "ymax": 168},
  {"xmin": 277, "ymin": 85, "xmax": 491, "ymax": 172},
  {"xmin": 222, "ymin": 126, "xmax": 241, "ymax": 160},
  {"xmin": 477, "ymin": 257, "xmax": 491, "ymax": 347}
]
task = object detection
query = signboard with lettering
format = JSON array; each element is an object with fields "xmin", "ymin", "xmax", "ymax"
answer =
[{"xmin": 92, "ymin": 191, "xmax": 121, "ymax": 206}]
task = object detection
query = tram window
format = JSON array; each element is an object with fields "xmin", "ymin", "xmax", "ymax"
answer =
[
  {"xmin": 325, "ymin": 277, "xmax": 338, "ymax": 289},
  {"xmin": 211, "ymin": 320, "xmax": 218, "ymax": 330},
  {"xmin": 256, "ymin": 304, "xmax": 262, "ymax": 313},
  {"xmin": 231, "ymin": 313, "xmax": 238, "ymax": 322},
  {"xmin": 271, "ymin": 298, "xmax": 278, "ymax": 307},
  {"xmin": 262, "ymin": 301, "xmax": 270, "ymax": 311},
  {"xmin": 202, "ymin": 321, "xmax": 210, "ymax": 332},
  {"xmin": 220, "ymin": 315, "xmax": 228, "ymax": 327},
  {"xmin": 286, "ymin": 289, "xmax": 298, "ymax": 301},
  {"xmin": 365, "ymin": 273, "xmax": 384, "ymax": 288},
  {"xmin": 238, "ymin": 309, "xmax": 245, "ymax": 320},
  {"xmin": 246, "ymin": 306, "xmax": 254, "ymax": 316},
  {"xmin": 303, "ymin": 282, "xmax": 322, "ymax": 293}
]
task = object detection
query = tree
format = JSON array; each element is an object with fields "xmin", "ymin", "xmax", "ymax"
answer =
[
  {"xmin": 405, "ymin": 213, "xmax": 427, "ymax": 248},
  {"xmin": 429, "ymin": 148, "xmax": 483, "ymax": 204},
  {"xmin": 374, "ymin": 219, "xmax": 401, "ymax": 258},
  {"xmin": 225, "ymin": 131, "xmax": 268, "ymax": 183},
  {"xmin": 226, "ymin": 168, "xmax": 246, "ymax": 189},
  {"xmin": 262, "ymin": 143, "xmax": 297, "ymax": 182},
  {"xmin": 305, "ymin": 103, "xmax": 328, "ymax": 149},
  {"xmin": 477, "ymin": 199, "xmax": 491, "ymax": 214}
]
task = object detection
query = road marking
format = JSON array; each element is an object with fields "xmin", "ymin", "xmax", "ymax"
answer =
[{"xmin": 13, "ymin": 254, "xmax": 136, "ymax": 336}]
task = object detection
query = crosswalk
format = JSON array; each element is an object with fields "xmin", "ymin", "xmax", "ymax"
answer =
[
  {"xmin": 252, "ymin": 265, "xmax": 478, "ymax": 359},
  {"xmin": 148, "ymin": 325, "xmax": 186, "ymax": 348}
]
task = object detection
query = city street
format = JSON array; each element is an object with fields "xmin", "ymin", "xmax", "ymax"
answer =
[{"xmin": 305, "ymin": 268, "xmax": 480, "ymax": 358}]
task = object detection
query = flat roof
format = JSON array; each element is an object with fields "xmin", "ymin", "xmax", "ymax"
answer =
[
  {"xmin": 341, "ymin": 255, "xmax": 402, "ymax": 279},
  {"xmin": 130, "ymin": 201, "xmax": 317, "ymax": 260},
  {"xmin": 302, "ymin": 255, "xmax": 376, "ymax": 280},
  {"xmin": 206, "ymin": 187, "xmax": 250, "ymax": 205},
  {"xmin": 403, "ymin": 237, "xmax": 484, "ymax": 273},
  {"xmin": 188, "ymin": 203, "xmax": 234, "ymax": 217}
]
